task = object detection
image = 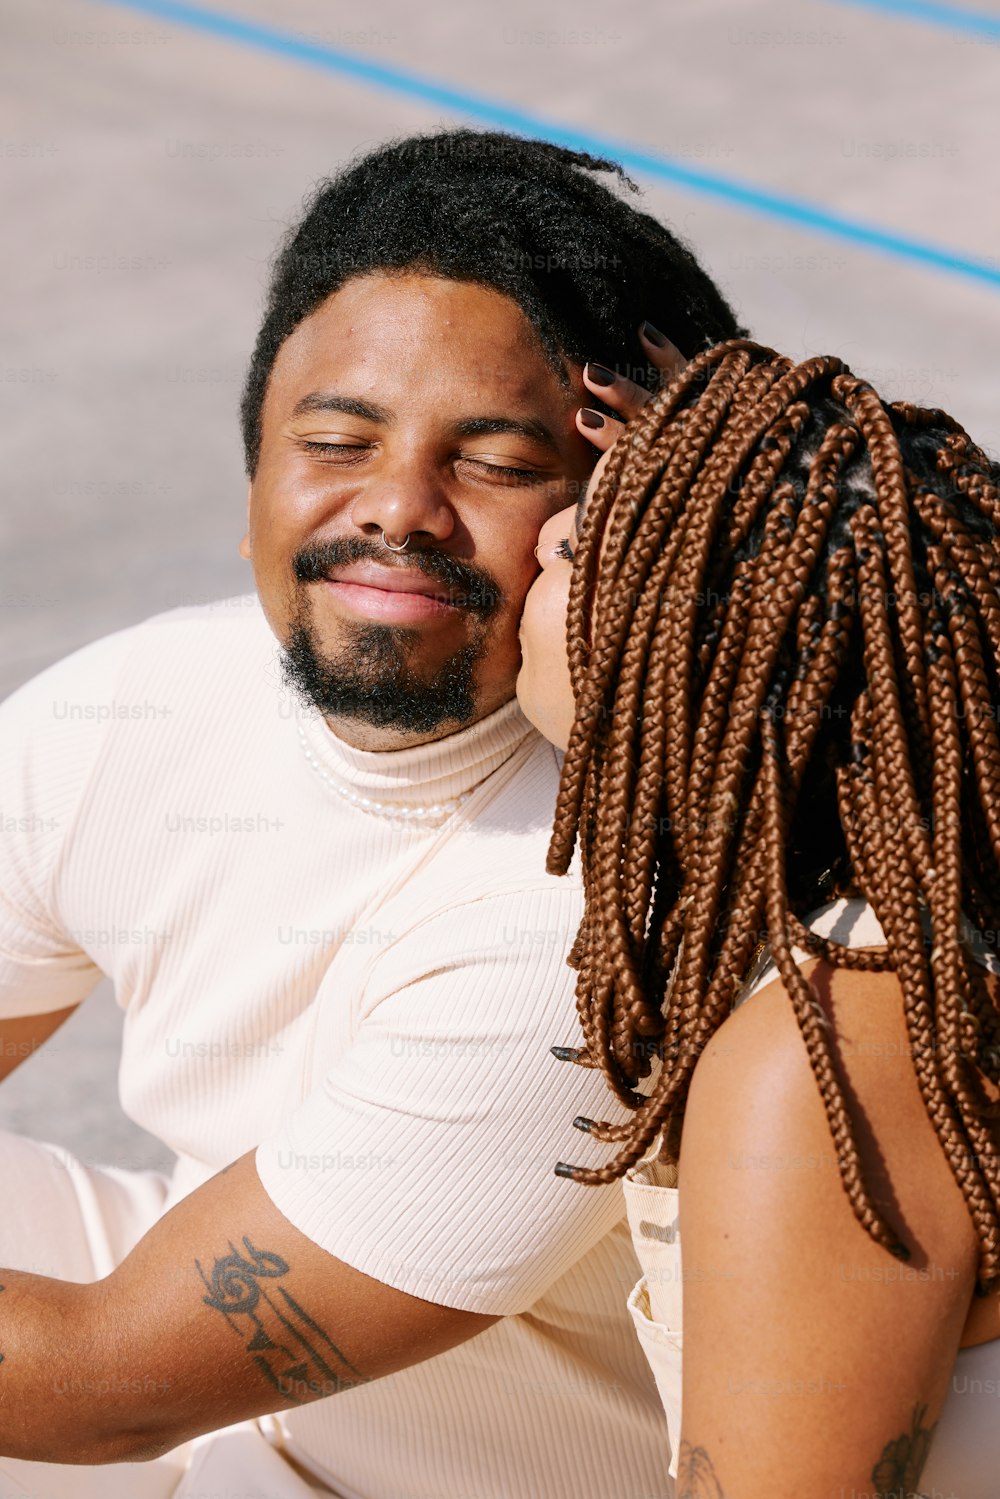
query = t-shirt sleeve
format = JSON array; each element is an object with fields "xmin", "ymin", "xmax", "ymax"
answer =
[
  {"xmin": 0, "ymin": 629, "xmax": 139, "ymax": 1016},
  {"xmin": 255, "ymin": 883, "xmax": 630, "ymax": 1316}
]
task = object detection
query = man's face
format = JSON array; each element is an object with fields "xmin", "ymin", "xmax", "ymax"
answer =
[{"xmin": 245, "ymin": 271, "xmax": 596, "ymax": 750}]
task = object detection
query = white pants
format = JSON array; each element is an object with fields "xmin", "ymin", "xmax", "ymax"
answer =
[{"xmin": 0, "ymin": 1131, "xmax": 332, "ymax": 1498}]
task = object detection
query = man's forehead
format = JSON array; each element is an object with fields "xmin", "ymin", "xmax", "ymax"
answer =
[{"xmin": 273, "ymin": 273, "xmax": 581, "ymax": 406}]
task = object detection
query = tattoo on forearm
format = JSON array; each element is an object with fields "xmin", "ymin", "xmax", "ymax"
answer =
[
  {"xmin": 676, "ymin": 1401, "xmax": 935, "ymax": 1499},
  {"xmin": 678, "ymin": 1441, "xmax": 727, "ymax": 1498},
  {"xmin": 871, "ymin": 1402, "xmax": 937, "ymax": 1498},
  {"xmin": 196, "ymin": 1237, "xmax": 366, "ymax": 1402}
]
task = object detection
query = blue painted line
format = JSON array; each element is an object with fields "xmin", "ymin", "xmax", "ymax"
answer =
[
  {"xmin": 95, "ymin": 0, "xmax": 1000, "ymax": 291},
  {"xmin": 824, "ymin": 0, "xmax": 1000, "ymax": 41}
]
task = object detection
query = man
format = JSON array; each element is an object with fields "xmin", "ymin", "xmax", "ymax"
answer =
[{"xmin": 0, "ymin": 129, "xmax": 744, "ymax": 1498}]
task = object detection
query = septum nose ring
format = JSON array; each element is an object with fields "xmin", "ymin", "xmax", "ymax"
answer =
[{"xmin": 381, "ymin": 530, "xmax": 410, "ymax": 553}]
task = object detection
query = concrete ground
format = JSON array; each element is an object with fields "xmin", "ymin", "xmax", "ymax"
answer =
[{"xmin": 2, "ymin": 0, "xmax": 999, "ymax": 1172}]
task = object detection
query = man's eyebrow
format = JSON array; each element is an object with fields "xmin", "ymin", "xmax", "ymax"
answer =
[
  {"xmin": 288, "ymin": 400, "xmax": 560, "ymax": 455},
  {"xmin": 452, "ymin": 415, "xmax": 560, "ymax": 452},
  {"xmin": 289, "ymin": 393, "xmax": 393, "ymax": 423}
]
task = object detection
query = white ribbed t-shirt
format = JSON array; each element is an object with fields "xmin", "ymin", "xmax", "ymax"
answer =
[{"xmin": 0, "ymin": 597, "xmax": 672, "ymax": 1499}]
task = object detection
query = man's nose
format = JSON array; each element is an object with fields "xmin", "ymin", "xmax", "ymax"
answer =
[{"xmin": 349, "ymin": 463, "xmax": 455, "ymax": 548}]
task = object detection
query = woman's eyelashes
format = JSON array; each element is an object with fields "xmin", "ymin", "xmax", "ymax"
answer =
[{"xmin": 555, "ymin": 537, "xmax": 575, "ymax": 561}]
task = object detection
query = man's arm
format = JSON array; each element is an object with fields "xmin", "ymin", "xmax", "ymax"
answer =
[
  {"xmin": 0, "ymin": 882, "xmax": 620, "ymax": 1466},
  {"xmin": 0, "ymin": 1006, "xmax": 78, "ymax": 1084},
  {"xmin": 0, "ymin": 1148, "xmax": 499, "ymax": 1464}
]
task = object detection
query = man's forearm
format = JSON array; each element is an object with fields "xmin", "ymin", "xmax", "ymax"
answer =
[
  {"xmin": 0, "ymin": 1270, "xmax": 134, "ymax": 1464},
  {"xmin": 0, "ymin": 1007, "xmax": 78, "ymax": 1085}
]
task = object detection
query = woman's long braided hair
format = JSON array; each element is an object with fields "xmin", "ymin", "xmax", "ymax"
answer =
[{"xmin": 548, "ymin": 338, "xmax": 1000, "ymax": 1285}]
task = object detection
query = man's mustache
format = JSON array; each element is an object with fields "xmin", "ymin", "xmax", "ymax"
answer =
[{"xmin": 292, "ymin": 535, "xmax": 503, "ymax": 619}]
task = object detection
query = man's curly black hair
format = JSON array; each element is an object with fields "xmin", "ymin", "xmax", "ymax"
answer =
[{"xmin": 239, "ymin": 128, "xmax": 747, "ymax": 477}]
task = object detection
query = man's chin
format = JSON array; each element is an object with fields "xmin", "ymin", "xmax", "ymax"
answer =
[{"xmin": 281, "ymin": 617, "xmax": 482, "ymax": 738}]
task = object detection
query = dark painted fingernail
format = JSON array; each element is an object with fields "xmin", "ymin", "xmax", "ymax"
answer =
[
  {"xmin": 554, "ymin": 1162, "xmax": 579, "ymax": 1178},
  {"xmin": 641, "ymin": 320, "xmax": 668, "ymax": 348},
  {"xmin": 573, "ymin": 1116, "xmax": 595, "ymax": 1133},
  {"xmin": 585, "ymin": 362, "xmax": 616, "ymax": 387},
  {"xmin": 579, "ymin": 409, "xmax": 605, "ymax": 429},
  {"xmin": 551, "ymin": 1045, "xmax": 584, "ymax": 1062}
]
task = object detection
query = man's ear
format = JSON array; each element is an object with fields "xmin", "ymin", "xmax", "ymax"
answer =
[{"xmin": 239, "ymin": 481, "xmax": 252, "ymax": 560}]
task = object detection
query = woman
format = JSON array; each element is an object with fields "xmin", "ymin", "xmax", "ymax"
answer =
[{"xmin": 517, "ymin": 335, "xmax": 1000, "ymax": 1498}]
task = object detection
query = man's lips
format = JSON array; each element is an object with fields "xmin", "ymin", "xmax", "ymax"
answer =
[
  {"xmin": 319, "ymin": 562, "xmax": 463, "ymax": 624},
  {"xmin": 323, "ymin": 562, "xmax": 459, "ymax": 602}
]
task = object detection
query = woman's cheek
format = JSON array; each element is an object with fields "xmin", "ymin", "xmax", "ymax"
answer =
[{"xmin": 517, "ymin": 567, "xmax": 575, "ymax": 751}]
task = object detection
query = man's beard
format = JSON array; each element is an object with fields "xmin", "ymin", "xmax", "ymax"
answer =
[{"xmin": 281, "ymin": 536, "xmax": 504, "ymax": 737}]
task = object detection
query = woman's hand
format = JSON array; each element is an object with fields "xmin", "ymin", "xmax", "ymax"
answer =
[{"xmin": 575, "ymin": 321, "xmax": 687, "ymax": 454}]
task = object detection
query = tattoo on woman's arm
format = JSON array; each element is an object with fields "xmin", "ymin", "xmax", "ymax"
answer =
[
  {"xmin": 196, "ymin": 1237, "xmax": 367, "ymax": 1402},
  {"xmin": 871, "ymin": 1403, "xmax": 937, "ymax": 1498},
  {"xmin": 678, "ymin": 1440, "xmax": 727, "ymax": 1498},
  {"xmin": 676, "ymin": 1401, "xmax": 935, "ymax": 1499}
]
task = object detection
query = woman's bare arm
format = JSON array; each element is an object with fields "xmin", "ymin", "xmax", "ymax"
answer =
[{"xmin": 676, "ymin": 955, "xmax": 981, "ymax": 1498}]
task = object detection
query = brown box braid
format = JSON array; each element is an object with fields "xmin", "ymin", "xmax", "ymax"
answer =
[{"xmin": 549, "ymin": 338, "xmax": 1000, "ymax": 1288}]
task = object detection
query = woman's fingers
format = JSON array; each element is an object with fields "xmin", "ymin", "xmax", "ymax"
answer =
[
  {"xmin": 582, "ymin": 362, "xmax": 649, "ymax": 423},
  {"xmin": 639, "ymin": 320, "xmax": 687, "ymax": 380},
  {"xmin": 578, "ymin": 319, "xmax": 689, "ymax": 440},
  {"xmin": 575, "ymin": 405, "xmax": 624, "ymax": 452},
  {"xmin": 577, "ymin": 321, "xmax": 688, "ymax": 450}
]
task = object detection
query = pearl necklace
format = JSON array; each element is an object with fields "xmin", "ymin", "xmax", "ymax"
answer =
[{"xmin": 297, "ymin": 725, "xmax": 471, "ymax": 821}]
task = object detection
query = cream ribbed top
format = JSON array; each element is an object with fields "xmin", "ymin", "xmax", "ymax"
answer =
[{"xmin": 0, "ymin": 597, "xmax": 672, "ymax": 1499}]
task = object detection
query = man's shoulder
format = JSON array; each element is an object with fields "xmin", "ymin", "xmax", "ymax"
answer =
[
  {"xmin": 4, "ymin": 594, "xmax": 271, "ymax": 701},
  {"xmin": 1, "ymin": 595, "xmax": 279, "ymax": 763},
  {"xmin": 473, "ymin": 725, "xmax": 575, "ymax": 856},
  {"xmin": 117, "ymin": 592, "xmax": 271, "ymax": 652},
  {"xmin": 119, "ymin": 593, "xmax": 278, "ymax": 684},
  {"xmin": 379, "ymin": 729, "xmax": 582, "ymax": 928}
]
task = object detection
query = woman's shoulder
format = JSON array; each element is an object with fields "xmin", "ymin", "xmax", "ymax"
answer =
[
  {"xmin": 707, "ymin": 905, "xmax": 930, "ymax": 1121},
  {"xmin": 736, "ymin": 897, "xmax": 887, "ymax": 1007},
  {"xmin": 691, "ymin": 918, "xmax": 986, "ymax": 1277},
  {"xmin": 737, "ymin": 896, "xmax": 1000, "ymax": 1010}
]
